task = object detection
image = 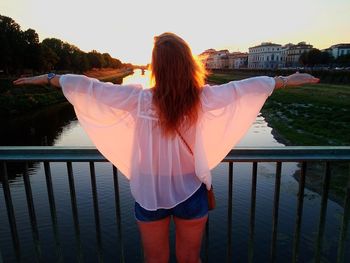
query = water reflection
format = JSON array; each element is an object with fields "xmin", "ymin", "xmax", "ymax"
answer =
[
  {"xmin": 122, "ymin": 69, "xmax": 152, "ymax": 88},
  {"xmin": 0, "ymin": 102, "xmax": 76, "ymax": 146}
]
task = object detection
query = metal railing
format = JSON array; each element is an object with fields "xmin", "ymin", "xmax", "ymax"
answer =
[{"xmin": 0, "ymin": 146, "xmax": 350, "ymax": 263}]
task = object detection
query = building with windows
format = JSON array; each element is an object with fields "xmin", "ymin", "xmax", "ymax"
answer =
[
  {"xmin": 281, "ymin": 42, "xmax": 313, "ymax": 68},
  {"xmin": 199, "ymin": 49, "xmax": 247, "ymax": 69},
  {"xmin": 248, "ymin": 42, "xmax": 282, "ymax": 69},
  {"xmin": 326, "ymin": 44, "xmax": 350, "ymax": 59},
  {"xmin": 199, "ymin": 49, "xmax": 216, "ymax": 69},
  {"xmin": 228, "ymin": 52, "xmax": 248, "ymax": 69},
  {"xmin": 212, "ymin": 50, "xmax": 229, "ymax": 69}
]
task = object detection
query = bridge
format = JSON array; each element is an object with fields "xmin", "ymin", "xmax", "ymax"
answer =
[{"xmin": 0, "ymin": 146, "xmax": 349, "ymax": 262}]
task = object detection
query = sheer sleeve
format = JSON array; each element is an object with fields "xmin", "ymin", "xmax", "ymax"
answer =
[
  {"xmin": 59, "ymin": 74, "xmax": 142, "ymax": 178},
  {"xmin": 195, "ymin": 76, "xmax": 275, "ymax": 181},
  {"xmin": 59, "ymin": 74, "xmax": 141, "ymax": 124}
]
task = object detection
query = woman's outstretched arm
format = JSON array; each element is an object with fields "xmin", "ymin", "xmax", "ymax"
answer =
[{"xmin": 13, "ymin": 74, "xmax": 62, "ymax": 87}]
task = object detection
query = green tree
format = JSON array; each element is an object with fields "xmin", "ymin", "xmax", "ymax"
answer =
[
  {"xmin": 320, "ymin": 51, "xmax": 333, "ymax": 65},
  {"xmin": 0, "ymin": 15, "xmax": 125, "ymax": 74},
  {"xmin": 42, "ymin": 38, "xmax": 66, "ymax": 69},
  {"xmin": 336, "ymin": 54, "xmax": 350, "ymax": 67},
  {"xmin": 102, "ymin": 53, "xmax": 113, "ymax": 67},
  {"xmin": 23, "ymin": 29, "xmax": 41, "ymax": 71},
  {"xmin": 299, "ymin": 49, "xmax": 332, "ymax": 67},
  {"xmin": 299, "ymin": 51, "xmax": 309, "ymax": 66},
  {"xmin": 111, "ymin": 58, "xmax": 122, "ymax": 69},
  {"xmin": 307, "ymin": 49, "xmax": 323, "ymax": 66},
  {"xmin": 71, "ymin": 50, "xmax": 90, "ymax": 72},
  {"xmin": 40, "ymin": 44, "xmax": 59, "ymax": 71},
  {"xmin": 87, "ymin": 50, "xmax": 105, "ymax": 69},
  {"xmin": 0, "ymin": 15, "xmax": 23, "ymax": 74}
]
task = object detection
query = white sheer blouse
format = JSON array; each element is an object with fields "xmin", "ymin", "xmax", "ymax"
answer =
[{"xmin": 59, "ymin": 75, "xmax": 275, "ymax": 210}]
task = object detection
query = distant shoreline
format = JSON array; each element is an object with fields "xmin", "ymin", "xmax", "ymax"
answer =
[{"xmin": 84, "ymin": 67, "xmax": 133, "ymax": 82}]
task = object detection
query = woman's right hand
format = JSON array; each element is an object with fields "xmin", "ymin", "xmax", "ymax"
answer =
[{"xmin": 13, "ymin": 74, "xmax": 48, "ymax": 86}]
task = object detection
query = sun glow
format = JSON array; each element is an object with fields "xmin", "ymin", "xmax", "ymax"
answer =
[{"xmin": 1, "ymin": 0, "xmax": 349, "ymax": 65}]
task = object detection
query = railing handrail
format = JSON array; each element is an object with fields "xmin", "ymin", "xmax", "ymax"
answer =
[{"xmin": 0, "ymin": 146, "xmax": 350, "ymax": 162}]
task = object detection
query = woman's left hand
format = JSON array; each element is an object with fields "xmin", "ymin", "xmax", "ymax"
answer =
[{"xmin": 286, "ymin": 72, "xmax": 320, "ymax": 87}]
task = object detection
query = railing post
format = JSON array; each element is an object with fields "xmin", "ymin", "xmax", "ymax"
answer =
[
  {"xmin": 314, "ymin": 162, "xmax": 331, "ymax": 263},
  {"xmin": 44, "ymin": 161, "xmax": 63, "ymax": 263},
  {"xmin": 23, "ymin": 162, "xmax": 42, "ymax": 262},
  {"xmin": 89, "ymin": 162, "xmax": 104, "ymax": 262},
  {"xmin": 113, "ymin": 166, "xmax": 125, "ymax": 263},
  {"xmin": 0, "ymin": 162, "xmax": 21, "ymax": 262},
  {"xmin": 292, "ymin": 162, "xmax": 307, "ymax": 263},
  {"xmin": 336, "ymin": 163, "xmax": 350, "ymax": 263},
  {"xmin": 227, "ymin": 162, "xmax": 233, "ymax": 263},
  {"xmin": 248, "ymin": 162, "xmax": 258, "ymax": 263},
  {"xmin": 204, "ymin": 215, "xmax": 209, "ymax": 263},
  {"xmin": 67, "ymin": 162, "xmax": 83, "ymax": 262},
  {"xmin": 270, "ymin": 162, "xmax": 282, "ymax": 263}
]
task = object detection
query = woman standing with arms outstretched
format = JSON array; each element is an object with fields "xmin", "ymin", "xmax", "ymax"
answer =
[{"xmin": 14, "ymin": 32, "xmax": 319, "ymax": 263}]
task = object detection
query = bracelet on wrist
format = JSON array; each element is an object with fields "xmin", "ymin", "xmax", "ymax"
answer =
[
  {"xmin": 277, "ymin": 76, "xmax": 288, "ymax": 88},
  {"xmin": 47, "ymin": 73, "xmax": 56, "ymax": 86}
]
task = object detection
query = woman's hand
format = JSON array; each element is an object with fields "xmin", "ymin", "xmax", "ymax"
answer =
[
  {"xmin": 13, "ymin": 74, "xmax": 48, "ymax": 86},
  {"xmin": 274, "ymin": 72, "xmax": 319, "ymax": 89},
  {"xmin": 13, "ymin": 74, "xmax": 61, "ymax": 88},
  {"xmin": 286, "ymin": 72, "xmax": 320, "ymax": 86}
]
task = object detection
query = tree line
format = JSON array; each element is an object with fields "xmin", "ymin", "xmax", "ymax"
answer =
[
  {"xmin": 299, "ymin": 48, "xmax": 350, "ymax": 68},
  {"xmin": 0, "ymin": 14, "xmax": 125, "ymax": 75}
]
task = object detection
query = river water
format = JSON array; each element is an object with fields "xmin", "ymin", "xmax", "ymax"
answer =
[{"xmin": 0, "ymin": 70, "xmax": 348, "ymax": 262}]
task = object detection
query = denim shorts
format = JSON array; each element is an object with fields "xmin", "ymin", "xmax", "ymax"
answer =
[{"xmin": 135, "ymin": 184, "xmax": 208, "ymax": 222}]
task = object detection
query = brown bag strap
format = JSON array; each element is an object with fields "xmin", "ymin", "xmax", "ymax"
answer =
[
  {"xmin": 176, "ymin": 129, "xmax": 193, "ymax": 156},
  {"xmin": 176, "ymin": 129, "xmax": 215, "ymax": 210}
]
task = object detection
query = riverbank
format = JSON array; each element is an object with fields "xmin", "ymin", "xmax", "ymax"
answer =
[
  {"xmin": 208, "ymin": 71, "xmax": 350, "ymax": 204},
  {"xmin": 84, "ymin": 67, "xmax": 133, "ymax": 83},
  {"xmin": 208, "ymin": 68, "xmax": 350, "ymax": 85},
  {"xmin": 208, "ymin": 72, "xmax": 350, "ymax": 146},
  {"xmin": 0, "ymin": 68, "xmax": 133, "ymax": 117}
]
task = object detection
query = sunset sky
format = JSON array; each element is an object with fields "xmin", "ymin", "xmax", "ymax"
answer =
[{"xmin": 1, "ymin": 0, "xmax": 349, "ymax": 65}]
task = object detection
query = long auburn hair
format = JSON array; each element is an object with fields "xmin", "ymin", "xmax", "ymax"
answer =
[{"xmin": 150, "ymin": 32, "xmax": 207, "ymax": 136}]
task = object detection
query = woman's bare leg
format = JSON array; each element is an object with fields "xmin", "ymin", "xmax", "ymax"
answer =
[
  {"xmin": 174, "ymin": 215, "xmax": 208, "ymax": 263},
  {"xmin": 137, "ymin": 216, "xmax": 171, "ymax": 263}
]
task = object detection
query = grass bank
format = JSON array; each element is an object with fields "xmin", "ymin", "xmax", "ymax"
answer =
[
  {"xmin": 208, "ymin": 72, "xmax": 350, "ymax": 146},
  {"xmin": 208, "ymin": 68, "xmax": 350, "ymax": 85},
  {"xmin": 208, "ymin": 72, "xmax": 350, "ymax": 204},
  {"xmin": 0, "ymin": 68, "xmax": 133, "ymax": 117},
  {"xmin": 84, "ymin": 67, "xmax": 133, "ymax": 83}
]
